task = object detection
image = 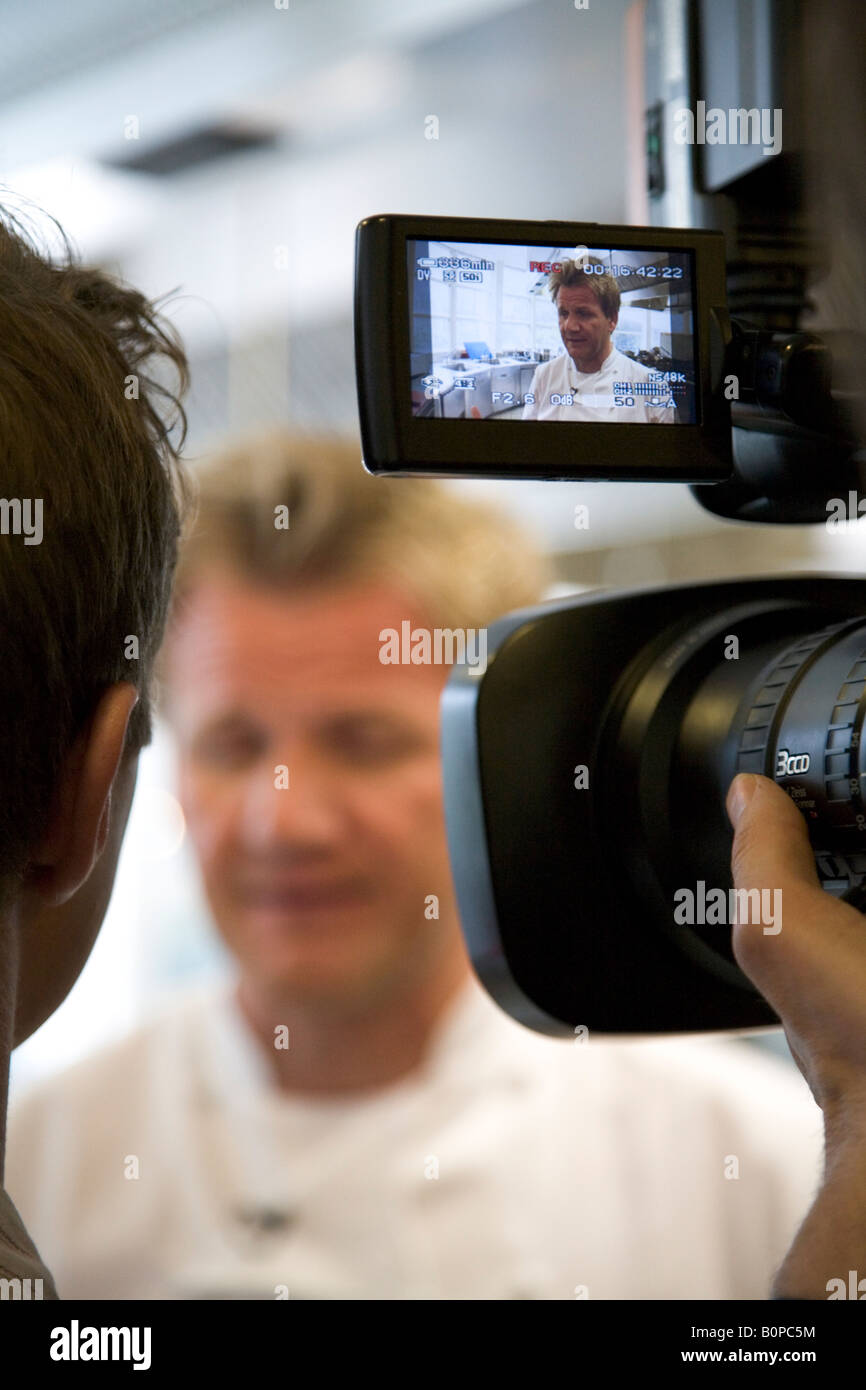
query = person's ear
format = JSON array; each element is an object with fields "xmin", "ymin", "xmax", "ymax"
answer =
[{"xmin": 25, "ymin": 682, "xmax": 139, "ymax": 906}]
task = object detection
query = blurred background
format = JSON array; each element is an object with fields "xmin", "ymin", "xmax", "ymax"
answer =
[{"xmin": 5, "ymin": 0, "xmax": 861, "ymax": 1085}]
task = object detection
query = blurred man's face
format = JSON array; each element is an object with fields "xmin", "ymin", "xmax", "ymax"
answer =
[
  {"xmin": 556, "ymin": 282, "xmax": 617, "ymax": 373},
  {"xmin": 164, "ymin": 573, "xmax": 462, "ymax": 1009}
]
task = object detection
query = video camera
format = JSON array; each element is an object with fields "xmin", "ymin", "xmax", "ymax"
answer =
[{"xmin": 354, "ymin": 212, "xmax": 866, "ymax": 1037}]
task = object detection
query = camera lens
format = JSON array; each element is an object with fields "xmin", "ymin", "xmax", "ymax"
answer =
[
  {"xmin": 605, "ymin": 604, "xmax": 866, "ymax": 977},
  {"xmin": 734, "ymin": 621, "xmax": 866, "ymax": 857}
]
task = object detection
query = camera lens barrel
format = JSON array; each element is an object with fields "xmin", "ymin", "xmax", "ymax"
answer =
[
  {"xmin": 606, "ymin": 606, "xmax": 866, "ymax": 980},
  {"xmin": 736, "ymin": 620, "xmax": 866, "ymax": 858}
]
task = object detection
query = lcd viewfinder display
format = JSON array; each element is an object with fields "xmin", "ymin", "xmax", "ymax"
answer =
[{"xmin": 408, "ymin": 238, "xmax": 698, "ymax": 424}]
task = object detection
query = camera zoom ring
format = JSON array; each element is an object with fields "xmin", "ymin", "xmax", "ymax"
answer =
[
  {"xmin": 822, "ymin": 645, "xmax": 866, "ymax": 814},
  {"xmin": 736, "ymin": 623, "xmax": 849, "ymax": 777}
]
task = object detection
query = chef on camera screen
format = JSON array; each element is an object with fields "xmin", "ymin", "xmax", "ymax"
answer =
[{"xmin": 408, "ymin": 240, "xmax": 697, "ymax": 424}]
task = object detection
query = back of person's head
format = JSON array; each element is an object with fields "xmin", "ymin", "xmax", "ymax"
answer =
[
  {"xmin": 0, "ymin": 204, "xmax": 189, "ymax": 896},
  {"xmin": 168, "ymin": 428, "xmax": 552, "ymax": 638}
]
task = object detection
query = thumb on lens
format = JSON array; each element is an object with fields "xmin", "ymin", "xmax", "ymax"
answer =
[{"xmin": 726, "ymin": 773, "xmax": 822, "ymax": 895}]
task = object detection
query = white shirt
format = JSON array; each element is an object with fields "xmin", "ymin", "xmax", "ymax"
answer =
[
  {"xmin": 523, "ymin": 346, "xmax": 678, "ymax": 422},
  {"xmin": 5, "ymin": 975, "xmax": 822, "ymax": 1300}
]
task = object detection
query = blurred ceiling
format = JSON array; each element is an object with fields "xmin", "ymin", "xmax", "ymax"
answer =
[
  {"xmin": 1, "ymin": 0, "xmax": 835, "ymax": 555},
  {"xmin": 0, "ymin": 0, "xmax": 534, "ymax": 170}
]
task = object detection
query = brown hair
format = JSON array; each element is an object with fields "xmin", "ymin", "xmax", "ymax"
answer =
[
  {"xmin": 165, "ymin": 428, "xmax": 552, "ymax": 653},
  {"xmin": 548, "ymin": 259, "xmax": 620, "ymax": 322},
  {"xmin": 0, "ymin": 204, "xmax": 189, "ymax": 886}
]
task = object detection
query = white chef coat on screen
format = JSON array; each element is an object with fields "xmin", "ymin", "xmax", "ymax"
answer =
[
  {"xmin": 6, "ymin": 974, "xmax": 822, "ymax": 1300},
  {"xmin": 523, "ymin": 347, "xmax": 678, "ymax": 422}
]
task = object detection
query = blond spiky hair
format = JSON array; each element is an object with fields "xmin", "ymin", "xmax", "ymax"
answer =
[{"xmin": 168, "ymin": 428, "xmax": 552, "ymax": 637}]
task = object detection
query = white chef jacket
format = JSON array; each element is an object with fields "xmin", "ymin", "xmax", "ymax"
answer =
[
  {"xmin": 523, "ymin": 347, "xmax": 678, "ymax": 422},
  {"xmin": 5, "ymin": 974, "xmax": 822, "ymax": 1301}
]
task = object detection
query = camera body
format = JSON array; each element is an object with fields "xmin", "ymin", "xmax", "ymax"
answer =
[
  {"xmin": 355, "ymin": 213, "xmax": 732, "ymax": 482},
  {"xmin": 354, "ymin": 212, "xmax": 866, "ymax": 1035},
  {"xmin": 355, "ymin": 213, "xmax": 865, "ymax": 520},
  {"xmin": 441, "ymin": 574, "xmax": 866, "ymax": 1035}
]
